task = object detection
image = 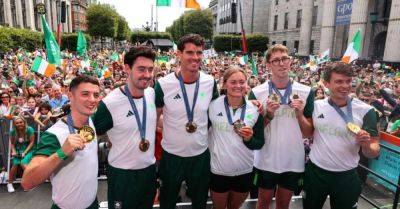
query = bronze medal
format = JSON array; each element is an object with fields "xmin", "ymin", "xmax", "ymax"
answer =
[
  {"xmin": 347, "ymin": 122, "xmax": 361, "ymax": 134},
  {"xmin": 233, "ymin": 119, "xmax": 246, "ymax": 132},
  {"xmin": 139, "ymin": 139, "xmax": 150, "ymax": 152},
  {"xmin": 186, "ymin": 122, "xmax": 197, "ymax": 133},
  {"xmin": 268, "ymin": 93, "xmax": 281, "ymax": 104},
  {"xmin": 291, "ymin": 94, "xmax": 299, "ymax": 100},
  {"xmin": 78, "ymin": 125, "xmax": 95, "ymax": 143}
]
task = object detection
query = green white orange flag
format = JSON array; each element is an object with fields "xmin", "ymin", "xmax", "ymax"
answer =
[
  {"xmin": 156, "ymin": 0, "xmax": 200, "ymax": 9},
  {"xmin": 342, "ymin": 30, "xmax": 362, "ymax": 64},
  {"xmin": 31, "ymin": 56, "xmax": 56, "ymax": 77}
]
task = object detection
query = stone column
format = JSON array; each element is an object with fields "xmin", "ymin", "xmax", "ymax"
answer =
[
  {"xmin": 298, "ymin": 0, "xmax": 313, "ymax": 56},
  {"xmin": 319, "ymin": 0, "xmax": 336, "ymax": 55},
  {"xmin": 347, "ymin": 0, "xmax": 369, "ymax": 56},
  {"xmin": 15, "ymin": 0, "xmax": 24, "ymax": 27},
  {"xmin": 45, "ymin": 0, "xmax": 52, "ymax": 29},
  {"xmin": 68, "ymin": 2, "xmax": 72, "ymax": 32},
  {"xmin": 4, "ymin": 0, "xmax": 13, "ymax": 27},
  {"xmin": 51, "ymin": 0, "xmax": 57, "ymax": 30},
  {"xmin": 25, "ymin": 0, "xmax": 35, "ymax": 29},
  {"xmin": 383, "ymin": 0, "xmax": 400, "ymax": 62}
]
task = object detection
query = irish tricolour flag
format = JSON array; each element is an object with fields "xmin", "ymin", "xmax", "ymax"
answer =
[
  {"xmin": 156, "ymin": 0, "xmax": 200, "ymax": 9},
  {"xmin": 342, "ymin": 30, "xmax": 362, "ymax": 64},
  {"xmin": 31, "ymin": 56, "xmax": 56, "ymax": 77}
]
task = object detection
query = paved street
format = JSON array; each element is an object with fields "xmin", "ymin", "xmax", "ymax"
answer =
[{"xmin": 0, "ymin": 179, "xmax": 396, "ymax": 209}]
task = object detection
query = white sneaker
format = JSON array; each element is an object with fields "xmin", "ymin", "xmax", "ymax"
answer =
[{"xmin": 7, "ymin": 183, "xmax": 15, "ymax": 193}]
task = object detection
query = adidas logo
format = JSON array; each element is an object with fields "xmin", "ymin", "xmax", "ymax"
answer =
[
  {"xmin": 126, "ymin": 110, "xmax": 134, "ymax": 117},
  {"xmin": 217, "ymin": 112, "xmax": 223, "ymax": 116},
  {"xmin": 173, "ymin": 94, "xmax": 181, "ymax": 100},
  {"xmin": 317, "ymin": 114, "xmax": 324, "ymax": 119}
]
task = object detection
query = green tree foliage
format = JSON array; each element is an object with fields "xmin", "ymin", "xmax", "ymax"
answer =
[
  {"xmin": 213, "ymin": 34, "xmax": 268, "ymax": 53},
  {"xmin": 86, "ymin": 4, "xmax": 118, "ymax": 38},
  {"xmin": 130, "ymin": 31, "xmax": 172, "ymax": 43},
  {"xmin": 0, "ymin": 27, "xmax": 43, "ymax": 52},
  {"xmin": 61, "ymin": 33, "xmax": 91, "ymax": 51},
  {"xmin": 166, "ymin": 9, "xmax": 212, "ymax": 42},
  {"xmin": 116, "ymin": 15, "xmax": 130, "ymax": 41}
]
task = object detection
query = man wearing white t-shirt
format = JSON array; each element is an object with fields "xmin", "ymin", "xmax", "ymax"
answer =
[
  {"xmin": 93, "ymin": 46, "xmax": 158, "ymax": 209},
  {"xmin": 297, "ymin": 62, "xmax": 380, "ymax": 209},
  {"xmin": 22, "ymin": 75, "xmax": 100, "ymax": 209},
  {"xmin": 249, "ymin": 44, "xmax": 314, "ymax": 209},
  {"xmin": 154, "ymin": 34, "xmax": 219, "ymax": 209}
]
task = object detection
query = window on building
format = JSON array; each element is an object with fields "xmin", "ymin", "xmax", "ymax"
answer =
[
  {"xmin": 10, "ymin": 0, "xmax": 17, "ymax": 26},
  {"xmin": 21, "ymin": 0, "xmax": 27, "ymax": 28},
  {"xmin": 312, "ymin": 6, "xmax": 318, "ymax": 26},
  {"xmin": 274, "ymin": 15, "xmax": 278, "ymax": 31},
  {"xmin": 296, "ymin": 10, "xmax": 301, "ymax": 28},
  {"xmin": 283, "ymin": 41, "xmax": 287, "ymax": 46},
  {"xmin": 275, "ymin": 0, "xmax": 278, "ymax": 5},
  {"xmin": 0, "ymin": 0, "xmax": 4, "ymax": 25},
  {"xmin": 310, "ymin": 40, "xmax": 315, "ymax": 54},
  {"xmin": 294, "ymin": 40, "xmax": 299, "ymax": 53},
  {"xmin": 284, "ymin": 12, "xmax": 289, "ymax": 29}
]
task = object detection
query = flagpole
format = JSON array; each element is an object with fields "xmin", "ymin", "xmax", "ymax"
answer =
[{"xmin": 238, "ymin": 0, "xmax": 248, "ymax": 55}]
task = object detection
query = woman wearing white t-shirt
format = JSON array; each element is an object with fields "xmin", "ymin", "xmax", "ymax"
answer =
[{"xmin": 208, "ymin": 66, "xmax": 264, "ymax": 209}]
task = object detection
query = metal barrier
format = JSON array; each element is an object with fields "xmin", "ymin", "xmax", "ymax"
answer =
[{"xmin": 359, "ymin": 132, "xmax": 400, "ymax": 209}]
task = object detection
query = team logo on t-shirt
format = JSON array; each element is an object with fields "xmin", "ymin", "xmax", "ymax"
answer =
[
  {"xmin": 126, "ymin": 110, "xmax": 134, "ymax": 117},
  {"xmin": 217, "ymin": 112, "xmax": 223, "ymax": 116},
  {"xmin": 173, "ymin": 94, "xmax": 181, "ymax": 100},
  {"xmin": 317, "ymin": 114, "xmax": 324, "ymax": 119}
]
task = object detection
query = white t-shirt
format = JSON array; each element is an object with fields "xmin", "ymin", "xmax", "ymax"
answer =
[
  {"xmin": 155, "ymin": 72, "xmax": 218, "ymax": 157},
  {"xmin": 35, "ymin": 119, "xmax": 98, "ymax": 209},
  {"xmin": 208, "ymin": 95, "xmax": 261, "ymax": 176},
  {"xmin": 94, "ymin": 87, "xmax": 157, "ymax": 170},
  {"xmin": 310, "ymin": 98, "xmax": 378, "ymax": 171},
  {"xmin": 250, "ymin": 80, "xmax": 312, "ymax": 173}
]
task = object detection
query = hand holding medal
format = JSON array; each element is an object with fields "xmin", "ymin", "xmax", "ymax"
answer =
[{"xmin": 289, "ymin": 93, "xmax": 305, "ymax": 117}]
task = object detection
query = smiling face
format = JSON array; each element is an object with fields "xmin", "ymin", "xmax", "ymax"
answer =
[
  {"xmin": 224, "ymin": 71, "xmax": 248, "ymax": 98},
  {"xmin": 125, "ymin": 56, "xmax": 154, "ymax": 91},
  {"xmin": 178, "ymin": 43, "xmax": 203, "ymax": 75},
  {"xmin": 68, "ymin": 83, "xmax": 100, "ymax": 117},
  {"xmin": 324, "ymin": 72, "xmax": 352, "ymax": 101}
]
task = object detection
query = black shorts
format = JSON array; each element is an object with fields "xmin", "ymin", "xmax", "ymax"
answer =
[
  {"xmin": 210, "ymin": 172, "xmax": 253, "ymax": 193},
  {"xmin": 253, "ymin": 167, "xmax": 303, "ymax": 192}
]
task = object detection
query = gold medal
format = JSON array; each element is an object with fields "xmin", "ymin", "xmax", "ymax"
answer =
[
  {"xmin": 186, "ymin": 122, "xmax": 197, "ymax": 133},
  {"xmin": 139, "ymin": 139, "xmax": 150, "ymax": 152},
  {"xmin": 78, "ymin": 125, "xmax": 95, "ymax": 143},
  {"xmin": 233, "ymin": 119, "xmax": 246, "ymax": 132},
  {"xmin": 346, "ymin": 122, "xmax": 361, "ymax": 134},
  {"xmin": 268, "ymin": 93, "xmax": 281, "ymax": 104}
]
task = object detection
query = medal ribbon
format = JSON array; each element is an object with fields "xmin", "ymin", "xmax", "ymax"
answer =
[
  {"xmin": 328, "ymin": 97, "xmax": 353, "ymax": 124},
  {"xmin": 268, "ymin": 80, "xmax": 292, "ymax": 104},
  {"xmin": 224, "ymin": 96, "xmax": 246, "ymax": 125},
  {"xmin": 178, "ymin": 72, "xmax": 200, "ymax": 123},
  {"xmin": 66, "ymin": 114, "xmax": 90, "ymax": 134},
  {"xmin": 124, "ymin": 84, "xmax": 147, "ymax": 141}
]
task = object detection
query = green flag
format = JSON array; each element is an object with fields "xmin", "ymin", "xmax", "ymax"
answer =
[
  {"xmin": 156, "ymin": 0, "xmax": 170, "ymax": 6},
  {"xmin": 77, "ymin": 31, "xmax": 87, "ymax": 57},
  {"xmin": 250, "ymin": 57, "xmax": 258, "ymax": 76},
  {"xmin": 41, "ymin": 15, "xmax": 61, "ymax": 66},
  {"xmin": 110, "ymin": 52, "xmax": 119, "ymax": 61}
]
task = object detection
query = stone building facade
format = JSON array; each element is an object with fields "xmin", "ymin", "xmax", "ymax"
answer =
[
  {"xmin": 210, "ymin": 0, "xmax": 400, "ymax": 62},
  {"xmin": 0, "ymin": 0, "xmax": 73, "ymax": 33}
]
